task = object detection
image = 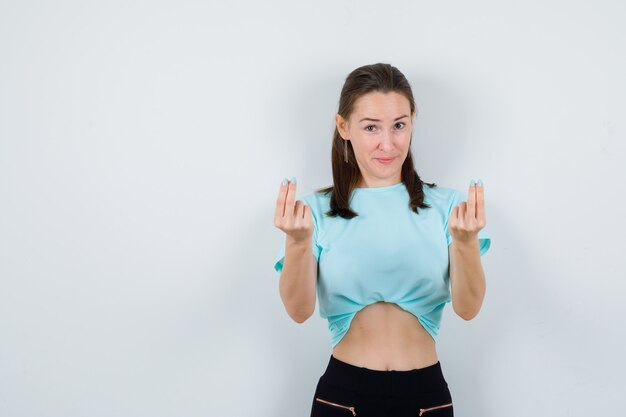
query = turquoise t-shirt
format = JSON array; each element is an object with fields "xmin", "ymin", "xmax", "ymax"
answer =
[{"xmin": 273, "ymin": 181, "xmax": 491, "ymax": 348}]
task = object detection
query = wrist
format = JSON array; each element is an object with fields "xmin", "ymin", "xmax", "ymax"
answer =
[
  {"xmin": 451, "ymin": 236, "xmax": 480, "ymax": 252},
  {"xmin": 286, "ymin": 235, "xmax": 311, "ymax": 249}
]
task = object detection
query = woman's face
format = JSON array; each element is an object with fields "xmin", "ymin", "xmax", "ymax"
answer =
[{"xmin": 336, "ymin": 91, "xmax": 415, "ymax": 188}]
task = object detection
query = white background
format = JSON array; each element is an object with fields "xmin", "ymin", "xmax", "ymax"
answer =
[{"xmin": 1, "ymin": 1, "xmax": 625, "ymax": 416}]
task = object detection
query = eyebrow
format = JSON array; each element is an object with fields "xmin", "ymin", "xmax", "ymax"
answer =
[{"xmin": 359, "ymin": 114, "xmax": 409, "ymax": 122}]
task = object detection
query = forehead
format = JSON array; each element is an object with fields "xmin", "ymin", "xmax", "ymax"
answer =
[{"xmin": 352, "ymin": 91, "xmax": 410, "ymax": 118}]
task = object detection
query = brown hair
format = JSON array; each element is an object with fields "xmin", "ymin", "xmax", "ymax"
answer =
[{"xmin": 315, "ymin": 63, "xmax": 437, "ymax": 219}]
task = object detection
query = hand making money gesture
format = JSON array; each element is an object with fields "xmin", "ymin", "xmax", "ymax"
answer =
[
  {"xmin": 448, "ymin": 179, "xmax": 487, "ymax": 246},
  {"xmin": 273, "ymin": 177, "xmax": 314, "ymax": 245}
]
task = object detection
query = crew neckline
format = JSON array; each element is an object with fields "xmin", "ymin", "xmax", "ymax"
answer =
[{"xmin": 353, "ymin": 182, "xmax": 405, "ymax": 192}]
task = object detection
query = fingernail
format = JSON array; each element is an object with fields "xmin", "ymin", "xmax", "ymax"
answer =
[
  {"xmin": 477, "ymin": 179, "xmax": 483, "ymax": 186},
  {"xmin": 291, "ymin": 176, "xmax": 297, "ymax": 184},
  {"xmin": 470, "ymin": 179, "xmax": 475, "ymax": 187},
  {"xmin": 282, "ymin": 177, "xmax": 288, "ymax": 186}
]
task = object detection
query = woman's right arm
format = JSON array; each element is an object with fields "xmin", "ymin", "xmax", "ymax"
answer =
[
  {"xmin": 279, "ymin": 236, "xmax": 317, "ymax": 323},
  {"xmin": 274, "ymin": 179, "xmax": 317, "ymax": 323}
]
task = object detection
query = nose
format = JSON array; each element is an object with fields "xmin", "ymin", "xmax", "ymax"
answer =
[{"xmin": 378, "ymin": 131, "xmax": 394, "ymax": 150}]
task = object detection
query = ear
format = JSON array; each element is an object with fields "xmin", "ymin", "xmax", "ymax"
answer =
[{"xmin": 335, "ymin": 113, "xmax": 349, "ymax": 139}]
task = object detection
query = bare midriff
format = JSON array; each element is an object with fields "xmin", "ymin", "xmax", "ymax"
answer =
[{"xmin": 331, "ymin": 301, "xmax": 439, "ymax": 371}]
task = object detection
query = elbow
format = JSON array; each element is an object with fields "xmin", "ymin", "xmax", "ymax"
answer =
[
  {"xmin": 280, "ymin": 292, "xmax": 315, "ymax": 324},
  {"xmin": 289, "ymin": 307, "xmax": 314, "ymax": 323},
  {"xmin": 455, "ymin": 306, "xmax": 481, "ymax": 321},
  {"xmin": 453, "ymin": 303, "xmax": 480, "ymax": 321},
  {"xmin": 453, "ymin": 286, "xmax": 486, "ymax": 321},
  {"xmin": 457, "ymin": 310, "xmax": 478, "ymax": 321},
  {"xmin": 291, "ymin": 313, "xmax": 311, "ymax": 324},
  {"xmin": 282, "ymin": 294, "xmax": 315, "ymax": 324},
  {"xmin": 289, "ymin": 299, "xmax": 315, "ymax": 323}
]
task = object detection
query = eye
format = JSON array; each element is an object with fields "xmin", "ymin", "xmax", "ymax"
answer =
[
  {"xmin": 395, "ymin": 122, "xmax": 406, "ymax": 129},
  {"xmin": 365, "ymin": 125, "xmax": 376, "ymax": 132}
]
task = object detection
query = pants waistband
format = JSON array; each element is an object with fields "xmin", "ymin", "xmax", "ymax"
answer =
[{"xmin": 321, "ymin": 354, "xmax": 448, "ymax": 397}]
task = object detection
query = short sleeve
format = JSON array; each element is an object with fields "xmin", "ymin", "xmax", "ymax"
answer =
[
  {"xmin": 273, "ymin": 200, "xmax": 323, "ymax": 274},
  {"xmin": 444, "ymin": 189, "xmax": 492, "ymax": 256}
]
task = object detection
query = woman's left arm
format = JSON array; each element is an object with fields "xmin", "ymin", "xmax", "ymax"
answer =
[{"xmin": 448, "ymin": 181, "xmax": 487, "ymax": 320}]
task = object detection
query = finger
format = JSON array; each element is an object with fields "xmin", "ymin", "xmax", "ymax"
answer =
[
  {"xmin": 294, "ymin": 200, "xmax": 304, "ymax": 224},
  {"xmin": 476, "ymin": 181, "xmax": 486, "ymax": 224},
  {"xmin": 285, "ymin": 179, "xmax": 297, "ymax": 219},
  {"xmin": 275, "ymin": 178, "xmax": 290, "ymax": 219},
  {"xmin": 450, "ymin": 205, "xmax": 458, "ymax": 226},
  {"xmin": 467, "ymin": 181, "xmax": 476, "ymax": 221},
  {"xmin": 303, "ymin": 203, "xmax": 312, "ymax": 225},
  {"xmin": 458, "ymin": 202, "xmax": 467, "ymax": 227}
]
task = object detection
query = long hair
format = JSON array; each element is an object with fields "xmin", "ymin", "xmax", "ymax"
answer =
[{"xmin": 315, "ymin": 63, "xmax": 436, "ymax": 219}]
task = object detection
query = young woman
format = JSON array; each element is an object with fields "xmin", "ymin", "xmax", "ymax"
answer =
[{"xmin": 273, "ymin": 63, "xmax": 491, "ymax": 417}]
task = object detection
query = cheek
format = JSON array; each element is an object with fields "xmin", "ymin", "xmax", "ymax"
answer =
[
  {"xmin": 362, "ymin": 144, "xmax": 381, "ymax": 157},
  {"xmin": 351, "ymin": 140, "xmax": 370, "ymax": 153}
]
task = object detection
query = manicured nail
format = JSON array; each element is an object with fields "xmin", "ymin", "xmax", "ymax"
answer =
[
  {"xmin": 282, "ymin": 177, "xmax": 288, "ymax": 186},
  {"xmin": 477, "ymin": 179, "xmax": 483, "ymax": 186},
  {"xmin": 291, "ymin": 176, "xmax": 297, "ymax": 184},
  {"xmin": 470, "ymin": 179, "xmax": 475, "ymax": 187}
]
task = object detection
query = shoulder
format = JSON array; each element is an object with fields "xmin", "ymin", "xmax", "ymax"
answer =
[
  {"xmin": 300, "ymin": 188, "xmax": 331, "ymax": 205},
  {"xmin": 298, "ymin": 189, "xmax": 332, "ymax": 235},
  {"xmin": 299, "ymin": 189, "xmax": 331, "ymax": 216},
  {"xmin": 423, "ymin": 184, "xmax": 460, "ymax": 208}
]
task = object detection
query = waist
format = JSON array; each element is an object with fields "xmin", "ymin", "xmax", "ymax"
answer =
[
  {"xmin": 331, "ymin": 302, "xmax": 439, "ymax": 370},
  {"xmin": 332, "ymin": 334, "xmax": 438, "ymax": 371},
  {"xmin": 320, "ymin": 354, "xmax": 448, "ymax": 398}
]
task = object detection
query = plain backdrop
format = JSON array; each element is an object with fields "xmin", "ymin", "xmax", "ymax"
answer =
[{"xmin": 1, "ymin": 1, "xmax": 625, "ymax": 416}]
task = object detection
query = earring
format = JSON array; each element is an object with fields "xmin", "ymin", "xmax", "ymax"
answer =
[{"xmin": 344, "ymin": 139, "xmax": 349, "ymax": 163}]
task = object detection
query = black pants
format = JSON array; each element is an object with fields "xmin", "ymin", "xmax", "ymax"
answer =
[{"xmin": 310, "ymin": 354, "xmax": 454, "ymax": 417}]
